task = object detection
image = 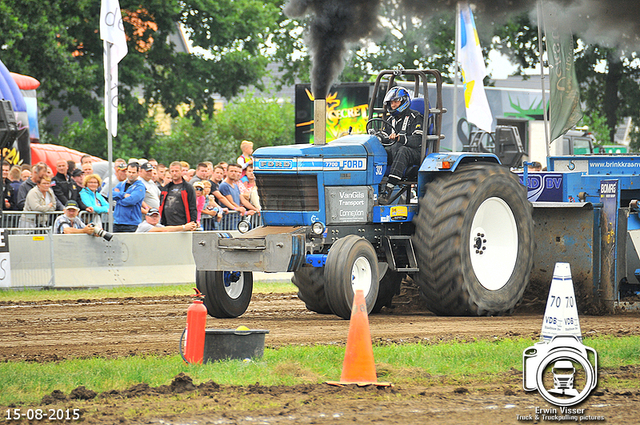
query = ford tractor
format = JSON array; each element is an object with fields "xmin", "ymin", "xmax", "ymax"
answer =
[{"xmin": 192, "ymin": 69, "xmax": 535, "ymax": 319}]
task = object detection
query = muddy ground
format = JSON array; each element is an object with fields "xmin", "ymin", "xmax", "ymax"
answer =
[{"xmin": 1, "ymin": 289, "xmax": 639, "ymax": 424}]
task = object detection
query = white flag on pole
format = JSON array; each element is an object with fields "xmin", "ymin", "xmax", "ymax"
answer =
[
  {"xmin": 100, "ymin": 0, "xmax": 128, "ymax": 137},
  {"xmin": 458, "ymin": 3, "xmax": 493, "ymax": 132}
]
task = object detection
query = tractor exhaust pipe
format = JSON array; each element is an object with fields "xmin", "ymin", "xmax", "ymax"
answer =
[{"xmin": 314, "ymin": 98, "xmax": 326, "ymax": 145}]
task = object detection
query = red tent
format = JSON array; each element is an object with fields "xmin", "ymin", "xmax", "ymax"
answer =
[{"xmin": 30, "ymin": 143, "xmax": 103, "ymax": 171}]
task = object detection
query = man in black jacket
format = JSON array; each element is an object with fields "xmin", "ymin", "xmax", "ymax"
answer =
[
  {"xmin": 159, "ymin": 161, "xmax": 198, "ymax": 227},
  {"xmin": 378, "ymin": 86, "xmax": 424, "ymax": 205},
  {"xmin": 51, "ymin": 159, "xmax": 73, "ymax": 206},
  {"xmin": 2, "ymin": 161, "xmax": 15, "ymax": 211},
  {"xmin": 51, "ymin": 159, "xmax": 86, "ymax": 210}
]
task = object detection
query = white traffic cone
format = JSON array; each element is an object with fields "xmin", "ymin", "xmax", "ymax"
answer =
[{"xmin": 540, "ymin": 262, "xmax": 582, "ymax": 342}]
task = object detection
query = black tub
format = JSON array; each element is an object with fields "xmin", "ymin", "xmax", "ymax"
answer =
[{"xmin": 203, "ymin": 328, "xmax": 269, "ymax": 363}]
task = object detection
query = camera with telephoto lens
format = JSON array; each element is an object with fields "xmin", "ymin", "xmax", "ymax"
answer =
[{"xmin": 87, "ymin": 223, "xmax": 113, "ymax": 241}]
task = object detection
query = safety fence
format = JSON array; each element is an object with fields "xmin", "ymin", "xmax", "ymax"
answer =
[
  {"xmin": 2, "ymin": 232, "xmax": 197, "ymax": 289},
  {"xmin": 0, "ymin": 210, "xmax": 263, "ymax": 235},
  {"xmin": 0, "ymin": 211, "xmax": 106, "ymax": 235},
  {"xmin": 0, "ymin": 211, "xmax": 263, "ymax": 289},
  {"xmin": 201, "ymin": 211, "xmax": 263, "ymax": 231}
]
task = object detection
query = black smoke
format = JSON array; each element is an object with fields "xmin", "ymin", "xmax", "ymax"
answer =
[
  {"xmin": 284, "ymin": 0, "xmax": 383, "ymax": 98},
  {"xmin": 285, "ymin": 0, "xmax": 640, "ymax": 97}
]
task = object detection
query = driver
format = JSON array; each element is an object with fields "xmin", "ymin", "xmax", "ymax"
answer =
[{"xmin": 378, "ymin": 86, "xmax": 424, "ymax": 205}]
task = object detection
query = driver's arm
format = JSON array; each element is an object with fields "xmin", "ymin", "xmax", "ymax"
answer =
[{"xmin": 402, "ymin": 113, "xmax": 424, "ymax": 149}]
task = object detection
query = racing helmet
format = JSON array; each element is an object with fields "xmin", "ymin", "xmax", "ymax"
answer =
[{"xmin": 384, "ymin": 86, "xmax": 411, "ymax": 116}]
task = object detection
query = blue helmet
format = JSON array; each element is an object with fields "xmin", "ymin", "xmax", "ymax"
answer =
[{"xmin": 384, "ymin": 86, "xmax": 411, "ymax": 116}]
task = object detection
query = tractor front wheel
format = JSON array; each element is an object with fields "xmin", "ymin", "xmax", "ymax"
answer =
[{"xmin": 325, "ymin": 235, "xmax": 380, "ymax": 319}]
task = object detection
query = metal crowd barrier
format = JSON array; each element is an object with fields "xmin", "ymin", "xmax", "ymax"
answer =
[
  {"xmin": 0, "ymin": 210, "xmax": 261, "ymax": 235},
  {"xmin": 201, "ymin": 211, "xmax": 262, "ymax": 231},
  {"xmin": 5, "ymin": 232, "xmax": 196, "ymax": 289},
  {"xmin": 0, "ymin": 211, "xmax": 109, "ymax": 235},
  {"xmin": 0, "ymin": 211, "xmax": 263, "ymax": 289}
]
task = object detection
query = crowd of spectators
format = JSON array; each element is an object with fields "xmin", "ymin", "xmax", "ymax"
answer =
[{"xmin": 1, "ymin": 140, "xmax": 262, "ymax": 234}]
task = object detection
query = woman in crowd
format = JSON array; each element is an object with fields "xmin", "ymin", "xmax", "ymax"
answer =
[
  {"xmin": 80, "ymin": 174, "xmax": 109, "ymax": 214},
  {"xmin": 80, "ymin": 173, "xmax": 109, "ymax": 228},
  {"xmin": 21, "ymin": 176, "xmax": 62, "ymax": 228}
]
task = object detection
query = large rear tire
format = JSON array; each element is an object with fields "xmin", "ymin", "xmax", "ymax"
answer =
[
  {"xmin": 325, "ymin": 235, "xmax": 379, "ymax": 319},
  {"xmin": 292, "ymin": 267, "xmax": 332, "ymax": 314},
  {"xmin": 195, "ymin": 270, "xmax": 253, "ymax": 318},
  {"xmin": 412, "ymin": 163, "xmax": 533, "ymax": 316}
]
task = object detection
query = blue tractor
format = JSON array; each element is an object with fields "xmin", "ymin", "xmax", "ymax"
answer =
[{"xmin": 192, "ymin": 69, "xmax": 535, "ymax": 319}]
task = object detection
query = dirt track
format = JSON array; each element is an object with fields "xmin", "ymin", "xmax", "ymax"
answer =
[
  {"xmin": 2, "ymin": 292, "xmax": 640, "ymax": 362},
  {"xmin": 1, "ymin": 291, "xmax": 639, "ymax": 424}
]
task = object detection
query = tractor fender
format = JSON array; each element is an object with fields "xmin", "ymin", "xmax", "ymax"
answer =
[
  {"xmin": 418, "ymin": 152, "xmax": 501, "ymax": 173},
  {"xmin": 417, "ymin": 152, "xmax": 501, "ymax": 195}
]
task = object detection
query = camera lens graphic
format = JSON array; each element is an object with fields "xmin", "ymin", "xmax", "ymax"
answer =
[{"xmin": 535, "ymin": 350, "xmax": 596, "ymax": 406}]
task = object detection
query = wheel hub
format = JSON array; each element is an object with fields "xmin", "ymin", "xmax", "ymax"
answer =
[
  {"xmin": 351, "ymin": 256, "xmax": 372, "ymax": 297},
  {"xmin": 473, "ymin": 232, "xmax": 487, "ymax": 254},
  {"xmin": 223, "ymin": 271, "xmax": 244, "ymax": 299}
]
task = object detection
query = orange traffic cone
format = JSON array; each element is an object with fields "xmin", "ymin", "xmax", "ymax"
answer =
[{"xmin": 327, "ymin": 289, "xmax": 391, "ymax": 387}]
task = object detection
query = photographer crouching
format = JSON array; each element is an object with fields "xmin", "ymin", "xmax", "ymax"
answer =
[{"xmin": 53, "ymin": 200, "xmax": 113, "ymax": 241}]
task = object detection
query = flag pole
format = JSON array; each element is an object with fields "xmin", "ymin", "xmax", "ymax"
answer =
[
  {"xmin": 537, "ymin": 0, "xmax": 551, "ymax": 157},
  {"xmin": 452, "ymin": 1, "xmax": 461, "ymax": 152},
  {"xmin": 106, "ymin": 41, "xmax": 114, "ymax": 232}
]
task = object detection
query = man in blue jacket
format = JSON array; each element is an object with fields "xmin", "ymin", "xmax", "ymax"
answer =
[{"xmin": 112, "ymin": 162, "xmax": 146, "ymax": 232}]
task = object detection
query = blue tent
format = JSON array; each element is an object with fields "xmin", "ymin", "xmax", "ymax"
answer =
[{"xmin": 0, "ymin": 58, "xmax": 27, "ymax": 112}]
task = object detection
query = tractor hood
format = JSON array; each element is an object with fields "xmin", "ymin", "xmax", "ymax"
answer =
[{"xmin": 253, "ymin": 134, "xmax": 387, "ymax": 186}]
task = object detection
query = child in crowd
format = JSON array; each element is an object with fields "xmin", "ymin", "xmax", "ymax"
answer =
[
  {"xmin": 200, "ymin": 180, "xmax": 227, "ymax": 230},
  {"xmin": 237, "ymin": 140, "xmax": 253, "ymax": 177}
]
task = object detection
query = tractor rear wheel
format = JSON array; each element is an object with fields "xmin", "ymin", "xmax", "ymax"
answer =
[
  {"xmin": 292, "ymin": 267, "xmax": 332, "ymax": 314},
  {"xmin": 196, "ymin": 270, "xmax": 253, "ymax": 318},
  {"xmin": 325, "ymin": 235, "xmax": 380, "ymax": 319},
  {"xmin": 412, "ymin": 163, "xmax": 533, "ymax": 315}
]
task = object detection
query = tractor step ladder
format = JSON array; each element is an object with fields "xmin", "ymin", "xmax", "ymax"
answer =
[{"xmin": 382, "ymin": 235, "xmax": 419, "ymax": 272}]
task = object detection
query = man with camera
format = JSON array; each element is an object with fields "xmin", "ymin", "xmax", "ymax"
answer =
[
  {"xmin": 53, "ymin": 200, "xmax": 97, "ymax": 235},
  {"xmin": 53, "ymin": 200, "xmax": 114, "ymax": 240}
]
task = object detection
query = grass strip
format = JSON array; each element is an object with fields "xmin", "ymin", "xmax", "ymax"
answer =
[
  {"xmin": 0, "ymin": 281, "xmax": 296, "ymax": 302},
  {"xmin": 1, "ymin": 336, "xmax": 638, "ymax": 406}
]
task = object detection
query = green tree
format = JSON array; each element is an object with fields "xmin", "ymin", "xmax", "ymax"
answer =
[
  {"xmin": 0, "ymin": 0, "xmax": 284, "ymax": 126},
  {"xmin": 53, "ymin": 114, "xmax": 158, "ymax": 161},
  {"xmin": 578, "ymin": 110, "xmax": 611, "ymax": 147},
  {"xmin": 215, "ymin": 93, "xmax": 295, "ymax": 155},
  {"xmin": 575, "ymin": 45, "xmax": 640, "ymax": 146},
  {"xmin": 149, "ymin": 93, "xmax": 295, "ymax": 166},
  {"xmin": 265, "ymin": 15, "xmax": 311, "ymax": 90},
  {"xmin": 149, "ymin": 115, "xmax": 219, "ymax": 166}
]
